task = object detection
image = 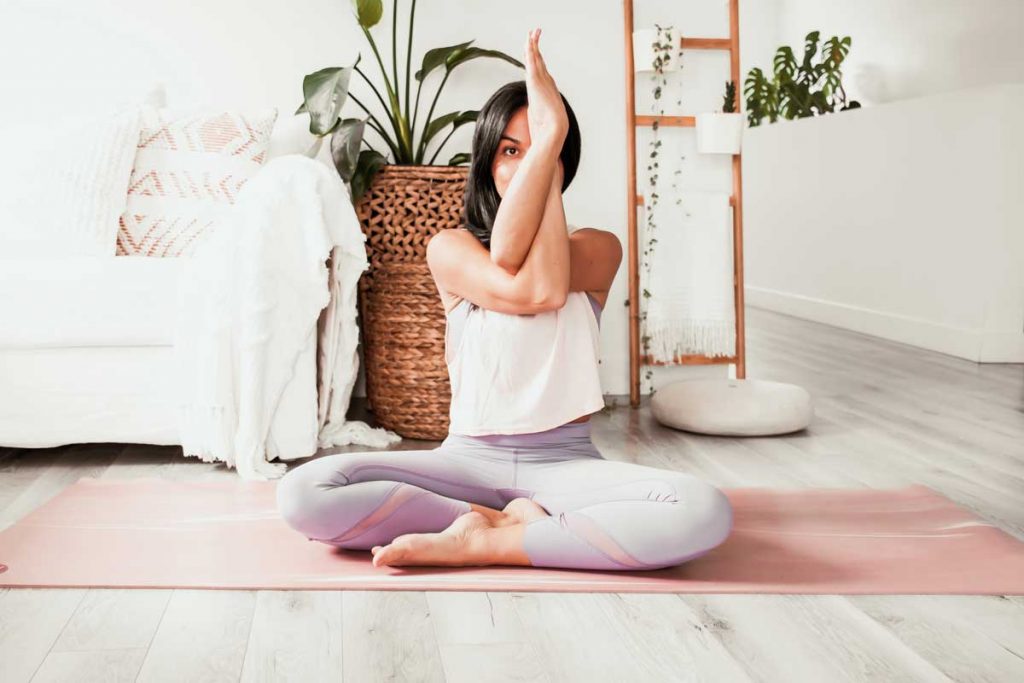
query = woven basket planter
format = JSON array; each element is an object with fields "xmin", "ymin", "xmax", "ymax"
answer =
[{"xmin": 353, "ymin": 164, "xmax": 469, "ymax": 440}]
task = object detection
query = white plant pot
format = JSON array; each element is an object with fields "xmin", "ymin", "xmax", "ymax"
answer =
[
  {"xmin": 696, "ymin": 112, "xmax": 743, "ymax": 154},
  {"xmin": 632, "ymin": 27, "xmax": 680, "ymax": 73}
]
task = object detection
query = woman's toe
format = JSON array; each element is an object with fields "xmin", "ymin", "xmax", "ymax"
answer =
[{"xmin": 373, "ymin": 543, "xmax": 399, "ymax": 567}]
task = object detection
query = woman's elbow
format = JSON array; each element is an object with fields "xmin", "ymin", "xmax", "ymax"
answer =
[{"xmin": 538, "ymin": 287, "xmax": 568, "ymax": 311}]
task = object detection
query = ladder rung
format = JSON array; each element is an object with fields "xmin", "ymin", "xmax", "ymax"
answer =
[
  {"xmin": 635, "ymin": 115, "xmax": 695, "ymax": 128},
  {"xmin": 636, "ymin": 194, "xmax": 737, "ymax": 206},
  {"xmin": 680, "ymin": 37, "xmax": 731, "ymax": 51},
  {"xmin": 641, "ymin": 353, "xmax": 737, "ymax": 367}
]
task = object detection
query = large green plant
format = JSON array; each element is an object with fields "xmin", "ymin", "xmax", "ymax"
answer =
[
  {"xmin": 743, "ymin": 31, "xmax": 861, "ymax": 127},
  {"xmin": 297, "ymin": 0, "xmax": 524, "ymax": 202}
]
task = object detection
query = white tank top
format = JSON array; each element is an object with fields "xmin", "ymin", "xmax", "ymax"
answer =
[{"xmin": 444, "ymin": 226, "xmax": 605, "ymax": 436}]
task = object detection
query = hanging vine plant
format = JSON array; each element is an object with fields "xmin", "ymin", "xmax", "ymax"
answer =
[{"xmin": 638, "ymin": 23, "xmax": 684, "ymax": 396}]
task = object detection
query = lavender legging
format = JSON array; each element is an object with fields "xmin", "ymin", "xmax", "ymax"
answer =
[{"xmin": 275, "ymin": 421, "xmax": 733, "ymax": 571}]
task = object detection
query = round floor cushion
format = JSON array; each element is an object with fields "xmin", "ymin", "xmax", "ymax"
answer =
[{"xmin": 650, "ymin": 378, "xmax": 813, "ymax": 436}]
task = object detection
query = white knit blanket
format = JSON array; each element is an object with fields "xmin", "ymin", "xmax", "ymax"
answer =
[
  {"xmin": 643, "ymin": 189, "xmax": 736, "ymax": 360},
  {"xmin": 174, "ymin": 154, "xmax": 400, "ymax": 480}
]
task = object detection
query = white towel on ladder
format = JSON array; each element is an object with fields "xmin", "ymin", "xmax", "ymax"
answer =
[{"xmin": 643, "ymin": 189, "xmax": 735, "ymax": 361}]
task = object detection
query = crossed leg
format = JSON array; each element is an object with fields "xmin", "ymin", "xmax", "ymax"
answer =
[
  {"xmin": 515, "ymin": 457, "xmax": 734, "ymax": 570},
  {"xmin": 275, "ymin": 447, "xmax": 504, "ymax": 549},
  {"xmin": 276, "ymin": 444, "xmax": 733, "ymax": 571}
]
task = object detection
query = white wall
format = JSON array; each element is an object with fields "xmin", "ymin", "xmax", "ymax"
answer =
[
  {"xmin": 0, "ymin": 0, "xmax": 773, "ymax": 398},
  {"xmin": 774, "ymin": 0, "xmax": 1024, "ymax": 105},
  {"xmin": 0, "ymin": 0, "xmax": 357, "ymax": 122},
  {"xmin": 742, "ymin": 0, "xmax": 1024, "ymax": 364},
  {"xmin": 743, "ymin": 83, "xmax": 1024, "ymax": 362}
]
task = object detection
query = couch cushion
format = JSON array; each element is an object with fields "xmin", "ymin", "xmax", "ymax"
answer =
[
  {"xmin": 0, "ymin": 109, "xmax": 142, "ymax": 257},
  {"xmin": 651, "ymin": 378, "xmax": 814, "ymax": 436},
  {"xmin": 0, "ymin": 256, "xmax": 182, "ymax": 348}
]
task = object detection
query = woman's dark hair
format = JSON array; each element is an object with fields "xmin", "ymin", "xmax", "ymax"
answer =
[{"xmin": 461, "ymin": 80, "xmax": 581, "ymax": 249}]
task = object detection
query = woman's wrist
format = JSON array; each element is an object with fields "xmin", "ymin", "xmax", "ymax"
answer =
[{"xmin": 530, "ymin": 133, "xmax": 564, "ymax": 162}]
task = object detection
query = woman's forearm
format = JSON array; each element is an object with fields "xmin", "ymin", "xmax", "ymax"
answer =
[
  {"xmin": 511, "ymin": 169, "xmax": 571, "ymax": 306},
  {"xmin": 489, "ymin": 138, "xmax": 561, "ymax": 272}
]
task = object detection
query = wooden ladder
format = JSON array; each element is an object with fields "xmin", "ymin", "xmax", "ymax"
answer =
[{"xmin": 623, "ymin": 0, "xmax": 747, "ymax": 408}]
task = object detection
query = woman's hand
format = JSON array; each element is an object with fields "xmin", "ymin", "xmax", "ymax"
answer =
[{"xmin": 524, "ymin": 28, "xmax": 569, "ymax": 149}]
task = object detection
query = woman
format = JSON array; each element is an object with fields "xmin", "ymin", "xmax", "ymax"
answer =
[{"xmin": 276, "ymin": 28, "xmax": 733, "ymax": 571}]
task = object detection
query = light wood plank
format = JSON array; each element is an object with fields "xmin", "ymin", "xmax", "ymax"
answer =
[
  {"xmin": 341, "ymin": 591, "xmax": 446, "ymax": 682},
  {"xmin": 239, "ymin": 590, "xmax": 343, "ymax": 681},
  {"xmin": 0, "ymin": 589, "xmax": 86, "ymax": 683},
  {"xmin": 29, "ymin": 649, "xmax": 147, "ymax": 683},
  {"xmin": 850, "ymin": 595, "xmax": 1024, "ymax": 682},
  {"xmin": 426, "ymin": 591, "xmax": 552, "ymax": 682},
  {"xmin": 135, "ymin": 590, "xmax": 255, "ymax": 683},
  {"xmin": 679, "ymin": 594, "xmax": 951, "ymax": 682}
]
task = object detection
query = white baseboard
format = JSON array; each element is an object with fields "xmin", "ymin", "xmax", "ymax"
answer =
[{"xmin": 746, "ymin": 286, "xmax": 1024, "ymax": 364}]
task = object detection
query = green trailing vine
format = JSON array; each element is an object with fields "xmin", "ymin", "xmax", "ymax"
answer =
[
  {"xmin": 637, "ymin": 23, "xmax": 684, "ymax": 396},
  {"xmin": 744, "ymin": 31, "xmax": 861, "ymax": 127}
]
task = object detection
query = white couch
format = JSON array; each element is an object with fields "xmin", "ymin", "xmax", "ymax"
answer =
[
  {"xmin": 0, "ymin": 114, "xmax": 332, "ymax": 458},
  {"xmin": 0, "ymin": 257, "xmax": 319, "ymax": 455}
]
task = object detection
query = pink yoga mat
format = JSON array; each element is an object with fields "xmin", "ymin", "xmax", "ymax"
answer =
[{"xmin": 1, "ymin": 477, "xmax": 1022, "ymax": 594}]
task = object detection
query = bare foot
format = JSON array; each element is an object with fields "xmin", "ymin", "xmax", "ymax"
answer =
[
  {"xmin": 467, "ymin": 499, "xmax": 549, "ymax": 528},
  {"xmin": 371, "ymin": 510, "xmax": 495, "ymax": 568},
  {"xmin": 370, "ymin": 498, "xmax": 550, "ymax": 568},
  {"xmin": 468, "ymin": 502, "xmax": 515, "ymax": 527},
  {"xmin": 502, "ymin": 497, "xmax": 550, "ymax": 524}
]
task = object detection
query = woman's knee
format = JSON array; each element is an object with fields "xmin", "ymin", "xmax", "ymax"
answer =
[
  {"xmin": 674, "ymin": 477, "xmax": 733, "ymax": 555},
  {"xmin": 644, "ymin": 476, "xmax": 733, "ymax": 567},
  {"xmin": 275, "ymin": 460, "xmax": 339, "ymax": 538}
]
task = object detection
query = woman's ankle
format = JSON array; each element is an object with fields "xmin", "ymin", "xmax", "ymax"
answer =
[{"xmin": 469, "ymin": 522, "xmax": 532, "ymax": 566}]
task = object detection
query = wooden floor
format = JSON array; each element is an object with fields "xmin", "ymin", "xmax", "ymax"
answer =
[{"xmin": 1, "ymin": 305, "xmax": 1022, "ymax": 682}]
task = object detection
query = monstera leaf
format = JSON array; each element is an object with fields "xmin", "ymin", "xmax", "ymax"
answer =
[{"xmin": 745, "ymin": 30, "xmax": 859, "ymax": 127}]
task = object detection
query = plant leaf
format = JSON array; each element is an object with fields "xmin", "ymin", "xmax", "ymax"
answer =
[
  {"xmin": 302, "ymin": 66, "xmax": 354, "ymax": 136},
  {"xmin": 350, "ymin": 149, "xmax": 388, "ymax": 204},
  {"xmin": 352, "ymin": 0, "xmax": 383, "ymax": 29},
  {"xmin": 444, "ymin": 46, "xmax": 524, "ymax": 72},
  {"xmin": 423, "ymin": 110, "xmax": 477, "ymax": 148},
  {"xmin": 415, "ymin": 40, "xmax": 475, "ymax": 82},
  {"xmin": 773, "ymin": 46, "xmax": 797, "ymax": 81},
  {"xmin": 823, "ymin": 36, "xmax": 851, "ymax": 67},
  {"xmin": 330, "ymin": 118, "xmax": 368, "ymax": 183},
  {"xmin": 295, "ymin": 101, "xmax": 308, "ymax": 115},
  {"xmin": 448, "ymin": 152, "xmax": 472, "ymax": 166},
  {"xmin": 801, "ymin": 31, "xmax": 820, "ymax": 72}
]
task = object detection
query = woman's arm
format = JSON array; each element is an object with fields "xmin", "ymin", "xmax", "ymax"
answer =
[
  {"xmin": 489, "ymin": 27, "xmax": 569, "ymax": 273},
  {"xmin": 429, "ymin": 166, "xmax": 570, "ymax": 314},
  {"xmin": 510, "ymin": 165, "xmax": 571, "ymax": 303},
  {"xmin": 488, "ymin": 139, "xmax": 561, "ymax": 272},
  {"xmin": 500, "ymin": 168, "xmax": 621, "ymax": 302}
]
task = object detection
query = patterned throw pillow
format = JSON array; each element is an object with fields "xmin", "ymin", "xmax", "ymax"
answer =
[{"xmin": 116, "ymin": 107, "xmax": 278, "ymax": 257}]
